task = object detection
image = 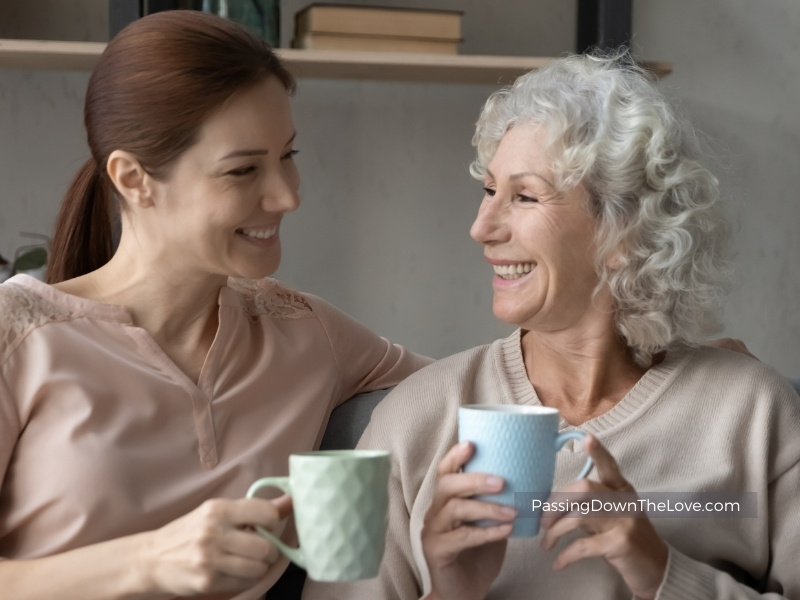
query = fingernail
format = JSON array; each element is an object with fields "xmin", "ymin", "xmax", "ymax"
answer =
[
  {"xmin": 486, "ymin": 475, "xmax": 503, "ymax": 489},
  {"xmin": 460, "ymin": 441, "xmax": 471, "ymax": 451},
  {"xmin": 500, "ymin": 505, "xmax": 516, "ymax": 517}
]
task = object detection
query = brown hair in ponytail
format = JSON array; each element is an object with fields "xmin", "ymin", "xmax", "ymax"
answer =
[
  {"xmin": 47, "ymin": 158, "xmax": 113, "ymax": 283},
  {"xmin": 46, "ymin": 10, "xmax": 295, "ymax": 283}
]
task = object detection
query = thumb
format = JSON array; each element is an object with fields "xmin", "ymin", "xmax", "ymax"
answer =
[{"xmin": 272, "ymin": 494, "xmax": 293, "ymax": 519}]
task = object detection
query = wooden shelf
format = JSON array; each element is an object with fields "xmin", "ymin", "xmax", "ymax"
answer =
[
  {"xmin": 0, "ymin": 39, "xmax": 106, "ymax": 71},
  {"xmin": 0, "ymin": 39, "xmax": 673, "ymax": 83}
]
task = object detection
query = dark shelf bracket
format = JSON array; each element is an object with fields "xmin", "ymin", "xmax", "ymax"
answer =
[{"xmin": 577, "ymin": 0, "xmax": 632, "ymax": 53}]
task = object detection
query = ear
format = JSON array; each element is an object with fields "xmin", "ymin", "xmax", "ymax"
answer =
[
  {"xmin": 106, "ymin": 150, "xmax": 156, "ymax": 208},
  {"xmin": 605, "ymin": 249, "xmax": 627, "ymax": 271}
]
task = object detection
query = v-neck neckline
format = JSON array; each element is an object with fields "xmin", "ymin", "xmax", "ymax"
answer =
[
  {"xmin": 8, "ymin": 274, "xmax": 237, "ymax": 397},
  {"xmin": 496, "ymin": 328, "xmax": 694, "ymax": 435}
]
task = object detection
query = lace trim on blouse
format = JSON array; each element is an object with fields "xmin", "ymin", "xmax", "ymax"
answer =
[
  {"xmin": 0, "ymin": 283, "xmax": 72, "ymax": 362},
  {"xmin": 228, "ymin": 278, "xmax": 313, "ymax": 320}
]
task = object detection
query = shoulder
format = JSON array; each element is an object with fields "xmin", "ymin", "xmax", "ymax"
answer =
[
  {"xmin": 371, "ymin": 343, "xmax": 496, "ymax": 425},
  {"xmin": 691, "ymin": 345, "xmax": 799, "ymax": 399},
  {"xmin": 688, "ymin": 345, "xmax": 800, "ymax": 470},
  {"xmin": 0, "ymin": 279, "xmax": 72, "ymax": 362},
  {"xmin": 227, "ymin": 277, "xmax": 314, "ymax": 320}
]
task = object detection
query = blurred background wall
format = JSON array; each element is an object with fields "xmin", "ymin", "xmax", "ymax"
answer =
[{"xmin": 1, "ymin": 0, "xmax": 798, "ymax": 375}]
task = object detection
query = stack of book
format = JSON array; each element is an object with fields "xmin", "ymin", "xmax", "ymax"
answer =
[{"xmin": 292, "ymin": 4, "xmax": 462, "ymax": 54}]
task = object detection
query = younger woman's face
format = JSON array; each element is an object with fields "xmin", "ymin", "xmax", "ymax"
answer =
[{"xmin": 146, "ymin": 75, "xmax": 300, "ymax": 281}]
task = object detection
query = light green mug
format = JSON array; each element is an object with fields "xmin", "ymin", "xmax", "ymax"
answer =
[{"xmin": 246, "ymin": 449, "xmax": 391, "ymax": 581}]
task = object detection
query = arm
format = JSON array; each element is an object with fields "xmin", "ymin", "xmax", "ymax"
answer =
[
  {"xmin": 0, "ymin": 496, "xmax": 291, "ymax": 600},
  {"xmin": 654, "ymin": 459, "xmax": 800, "ymax": 600},
  {"xmin": 0, "ymin": 370, "xmax": 290, "ymax": 599},
  {"xmin": 304, "ymin": 294, "xmax": 432, "ymax": 404},
  {"xmin": 540, "ymin": 436, "xmax": 800, "ymax": 600}
]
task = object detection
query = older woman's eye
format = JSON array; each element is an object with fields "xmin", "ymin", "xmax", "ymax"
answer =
[
  {"xmin": 482, "ymin": 187, "xmax": 496, "ymax": 197},
  {"xmin": 517, "ymin": 194, "xmax": 538, "ymax": 203}
]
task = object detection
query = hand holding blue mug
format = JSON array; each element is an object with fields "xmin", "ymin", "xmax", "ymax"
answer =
[
  {"xmin": 458, "ymin": 404, "xmax": 593, "ymax": 537},
  {"xmin": 420, "ymin": 404, "xmax": 593, "ymax": 600}
]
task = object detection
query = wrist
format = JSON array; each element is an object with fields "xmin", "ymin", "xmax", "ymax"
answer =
[{"xmin": 126, "ymin": 530, "xmax": 159, "ymax": 597}]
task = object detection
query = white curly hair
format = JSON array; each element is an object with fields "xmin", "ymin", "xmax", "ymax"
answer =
[{"xmin": 471, "ymin": 52, "xmax": 731, "ymax": 366}]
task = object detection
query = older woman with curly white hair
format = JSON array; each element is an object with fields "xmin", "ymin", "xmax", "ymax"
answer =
[{"xmin": 303, "ymin": 53, "xmax": 800, "ymax": 600}]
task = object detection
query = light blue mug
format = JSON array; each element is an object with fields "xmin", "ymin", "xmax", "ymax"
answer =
[{"xmin": 458, "ymin": 404, "xmax": 593, "ymax": 537}]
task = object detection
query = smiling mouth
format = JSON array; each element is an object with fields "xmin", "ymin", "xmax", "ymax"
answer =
[
  {"xmin": 493, "ymin": 263, "xmax": 534, "ymax": 280},
  {"xmin": 237, "ymin": 226, "xmax": 278, "ymax": 240}
]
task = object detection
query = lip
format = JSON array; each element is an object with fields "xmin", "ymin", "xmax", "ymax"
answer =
[
  {"xmin": 492, "ymin": 269, "xmax": 535, "ymax": 289},
  {"xmin": 236, "ymin": 223, "xmax": 281, "ymax": 248},
  {"xmin": 485, "ymin": 257, "xmax": 535, "ymax": 266}
]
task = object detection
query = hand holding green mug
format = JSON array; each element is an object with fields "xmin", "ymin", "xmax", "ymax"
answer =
[{"xmin": 246, "ymin": 449, "xmax": 391, "ymax": 582}]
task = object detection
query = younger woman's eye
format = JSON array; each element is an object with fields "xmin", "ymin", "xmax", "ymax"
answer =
[
  {"xmin": 282, "ymin": 149, "xmax": 299, "ymax": 160},
  {"xmin": 227, "ymin": 165, "xmax": 256, "ymax": 177},
  {"xmin": 482, "ymin": 187, "xmax": 496, "ymax": 197}
]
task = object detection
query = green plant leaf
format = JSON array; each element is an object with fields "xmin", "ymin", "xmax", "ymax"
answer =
[{"xmin": 14, "ymin": 247, "xmax": 48, "ymax": 271}]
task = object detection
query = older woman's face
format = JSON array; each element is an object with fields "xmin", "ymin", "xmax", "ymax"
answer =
[{"xmin": 470, "ymin": 122, "xmax": 607, "ymax": 333}]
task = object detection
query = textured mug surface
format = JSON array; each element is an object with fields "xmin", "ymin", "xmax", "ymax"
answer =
[
  {"xmin": 458, "ymin": 404, "xmax": 592, "ymax": 537},
  {"xmin": 247, "ymin": 449, "xmax": 391, "ymax": 581}
]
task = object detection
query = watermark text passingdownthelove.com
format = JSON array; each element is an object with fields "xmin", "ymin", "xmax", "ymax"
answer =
[{"xmin": 514, "ymin": 492, "xmax": 757, "ymax": 518}]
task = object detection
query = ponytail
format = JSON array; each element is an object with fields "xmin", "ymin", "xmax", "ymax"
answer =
[{"xmin": 46, "ymin": 158, "xmax": 114, "ymax": 283}]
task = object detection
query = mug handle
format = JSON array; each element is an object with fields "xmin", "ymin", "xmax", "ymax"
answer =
[
  {"xmin": 554, "ymin": 431, "xmax": 594, "ymax": 479},
  {"xmin": 246, "ymin": 477, "xmax": 306, "ymax": 568}
]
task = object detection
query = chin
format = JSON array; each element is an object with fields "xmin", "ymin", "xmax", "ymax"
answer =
[{"xmin": 233, "ymin": 253, "xmax": 282, "ymax": 281}]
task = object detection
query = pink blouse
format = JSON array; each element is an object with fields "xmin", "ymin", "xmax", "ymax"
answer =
[{"xmin": 0, "ymin": 274, "xmax": 430, "ymax": 599}]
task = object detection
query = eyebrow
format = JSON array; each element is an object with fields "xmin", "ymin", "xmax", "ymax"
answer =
[
  {"xmin": 218, "ymin": 132, "xmax": 297, "ymax": 161},
  {"xmin": 510, "ymin": 171, "xmax": 555, "ymax": 188}
]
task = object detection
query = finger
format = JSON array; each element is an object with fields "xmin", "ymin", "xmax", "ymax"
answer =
[
  {"xmin": 540, "ymin": 511, "xmax": 611, "ymax": 551},
  {"xmin": 214, "ymin": 551, "xmax": 275, "ymax": 580},
  {"xmin": 271, "ymin": 494, "xmax": 293, "ymax": 520},
  {"xmin": 439, "ymin": 470, "xmax": 505, "ymax": 502},
  {"xmin": 539, "ymin": 479, "xmax": 609, "ymax": 530},
  {"xmin": 427, "ymin": 497, "xmax": 516, "ymax": 534},
  {"xmin": 220, "ymin": 528, "xmax": 281, "ymax": 563},
  {"xmin": 424, "ymin": 524, "xmax": 512, "ymax": 565},
  {"xmin": 436, "ymin": 441, "xmax": 474, "ymax": 477},
  {"xmin": 584, "ymin": 435, "xmax": 630, "ymax": 491},
  {"xmin": 552, "ymin": 530, "xmax": 617, "ymax": 570},
  {"xmin": 428, "ymin": 471, "xmax": 504, "ymax": 518},
  {"xmin": 227, "ymin": 498, "xmax": 283, "ymax": 530}
]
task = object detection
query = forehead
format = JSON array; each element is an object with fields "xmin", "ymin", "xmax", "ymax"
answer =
[
  {"xmin": 197, "ymin": 76, "xmax": 294, "ymax": 148},
  {"xmin": 489, "ymin": 121, "xmax": 551, "ymax": 175}
]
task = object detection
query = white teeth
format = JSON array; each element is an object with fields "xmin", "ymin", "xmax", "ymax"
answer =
[
  {"xmin": 240, "ymin": 227, "xmax": 277, "ymax": 239},
  {"xmin": 492, "ymin": 263, "xmax": 534, "ymax": 280}
]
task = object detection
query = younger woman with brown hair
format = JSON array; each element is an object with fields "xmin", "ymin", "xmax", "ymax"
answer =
[{"xmin": 0, "ymin": 10, "xmax": 427, "ymax": 599}]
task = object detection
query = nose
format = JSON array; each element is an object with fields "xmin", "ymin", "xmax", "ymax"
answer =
[
  {"xmin": 470, "ymin": 195, "xmax": 509, "ymax": 245},
  {"xmin": 261, "ymin": 168, "xmax": 300, "ymax": 214}
]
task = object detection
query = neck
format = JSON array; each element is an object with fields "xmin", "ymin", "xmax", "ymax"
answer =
[
  {"xmin": 521, "ymin": 325, "xmax": 647, "ymax": 426},
  {"xmin": 57, "ymin": 241, "xmax": 226, "ymax": 348}
]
